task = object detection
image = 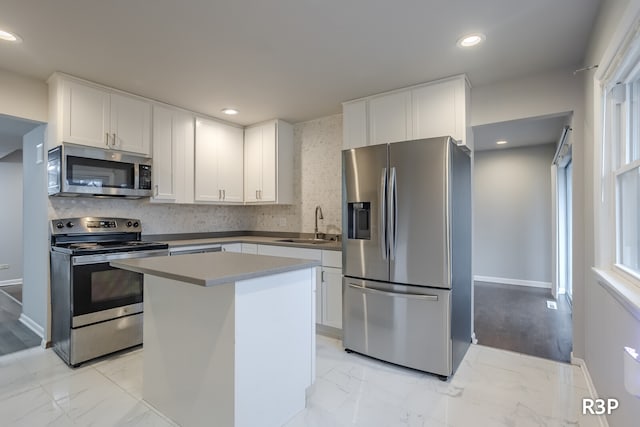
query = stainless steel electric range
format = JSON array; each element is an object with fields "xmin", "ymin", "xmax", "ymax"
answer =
[{"xmin": 50, "ymin": 217, "xmax": 168, "ymax": 367}]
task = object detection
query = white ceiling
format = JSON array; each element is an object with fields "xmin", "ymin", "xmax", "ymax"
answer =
[
  {"xmin": 0, "ymin": 0, "xmax": 600, "ymax": 125},
  {"xmin": 473, "ymin": 114, "xmax": 570, "ymax": 152}
]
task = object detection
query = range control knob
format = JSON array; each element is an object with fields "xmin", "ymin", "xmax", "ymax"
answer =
[
  {"xmin": 133, "ymin": 221, "xmax": 139, "ymax": 228},
  {"xmin": 126, "ymin": 221, "xmax": 133, "ymax": 227},
  {"xmin": 56, "ymin": 222, "xmax": 64, "ymax": 229},
  {"xmin": 66, "ymin": 222, "xmax": 74, "ymax": 228}
]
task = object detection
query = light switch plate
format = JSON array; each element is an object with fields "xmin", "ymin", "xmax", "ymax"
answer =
[
  {"xmin": 546, "ymin": 301, "xmax": 557, "ymax": 310},
  {"xmin": 36, "ymin": 143, "xmax": 44, "ymax": 164}
]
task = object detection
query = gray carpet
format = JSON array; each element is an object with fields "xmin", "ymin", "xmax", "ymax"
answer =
[
  {"xmin": 0, "ymin": 285, "xmax": 41, "ymax": 356},
  {"xmin": 474, "ymin": 281, "xmax": 572, "ymax": 363}
]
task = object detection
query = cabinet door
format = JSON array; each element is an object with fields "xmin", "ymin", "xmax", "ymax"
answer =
[
  {"xmin": 151, "ymin": 106, "xmax": 176, "ymax": 201},
  {"xmin": 62, "ymin": 80, "xmax": 110, "ymax": 148},
  {"xmin": 322, "ymin": 267, "xmax": 343, "ymax": 329},
  {"xmin": 369, "ymin": 91, "xmax": 411, "ymax": 145},
  {"xmin": 110, "ymin": 93, "xmax": 151, "ymax": 155},
  {"xmin": 218, "ymin": 125, "xmax": 244, "ymax": 203},
  {"xmin": 260, "ymin": 122, "xmax": 277, "ymax": 202},
  {"xmin": 173, "ymin": 111, "xmax": 195, "ymax": 204},
  {"xmin": 194, "ymin": 118, "xmax": 222, "ymax": 202},
  {"xmin": 412, "ymin": 79, "xmax": 459, "ymax": 142},
  {"xmin": 221, "ymin": 243, "xmax": 242, "ymax": 253},
  {"xmin": 343, "ymin": 100, "xmax": 368, "ymax": 149},
  {"xmin": 244, "ymin": 126, "xmax": 262, "ymax": 202}
]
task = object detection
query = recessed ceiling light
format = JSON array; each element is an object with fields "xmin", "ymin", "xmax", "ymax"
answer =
[
  {"xmin": 0, "ymin": 29, "xmax": 22, "ymax": 43},
  {"xmin": 221, "ymin": 108, "xmax": 239, "ymax": 115},
  {"xmin": 457, "ymin": 33, "xmax": 485, "ymax": 48},
  {"xmin": 496, "ymin": 140, "xmax": 508, "ymax": 145}
]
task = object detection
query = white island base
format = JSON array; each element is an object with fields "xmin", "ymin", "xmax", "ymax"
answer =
[{"xmin": 142, "ymin": 268, "xmax": 316, "ymax": 427}]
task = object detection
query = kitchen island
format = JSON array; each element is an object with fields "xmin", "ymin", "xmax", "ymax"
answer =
[{"xmin": 111, "ymin": 252, "xmax": 319, "ymax": 427}]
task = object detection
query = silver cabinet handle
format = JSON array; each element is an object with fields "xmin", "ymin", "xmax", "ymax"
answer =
[
  {"xmin": 155, "ymin": 184, "xmax": 158, "ymax": 196},
  {"xmin": 223, "ymin": 189, "xmax": 226, "ymax": 200},
  {"xmin": 105, "ymin": 132, "xmax": 110, "ymax": 147},
  {"xmin": 380, "ymin": 168, "xmax": 387, "ymax": 261},
  {"xmin": 218, "ymin": 189, "xmax": 222, "ymax": 200},
  {"xmin": 347, "ymin": 283, "xmax": 438, "ymax": 301},
  {"xmin": 111, "ymin": 133, "xmax": 117, "ymax": 147}
]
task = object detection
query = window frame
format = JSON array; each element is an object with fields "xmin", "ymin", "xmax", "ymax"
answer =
[{"xmin": 600, "ymin": 33, "xmax": 640, "ymax": 286}]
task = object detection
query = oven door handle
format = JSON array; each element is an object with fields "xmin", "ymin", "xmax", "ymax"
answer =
[{"xmin": 71, "ymin": 249, "xmax": 168, "ymax": 265}]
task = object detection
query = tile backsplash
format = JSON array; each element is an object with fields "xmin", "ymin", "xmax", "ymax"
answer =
[{"xmin": 47, "ymin": 113, "xmax": 343, "ymax": 235}]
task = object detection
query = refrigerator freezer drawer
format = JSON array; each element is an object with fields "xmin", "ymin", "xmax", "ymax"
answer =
[{"xmin": 342, "ymin": 278, "xmax": 452, "ymax": 376}]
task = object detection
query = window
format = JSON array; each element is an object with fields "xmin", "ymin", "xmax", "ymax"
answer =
[{"xmin": 604, "ymin": 51, "xmax": 640, "ymax": 280}]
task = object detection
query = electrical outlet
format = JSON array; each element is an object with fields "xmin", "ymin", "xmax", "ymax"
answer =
[
  {"xmin": 0, "ymin": 264, "xmax": 9, "ymax": 270},
  {"xmin": 279, "ymin": 217, "xmax": 287, "ymax": 227}
]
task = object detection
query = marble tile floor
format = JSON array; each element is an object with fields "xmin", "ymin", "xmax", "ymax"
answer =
[{"xmin": 0, "ymin": 335, "xmax": 600, "ymax": 426}]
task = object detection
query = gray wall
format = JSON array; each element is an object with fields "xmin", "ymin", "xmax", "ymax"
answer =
[
  {"xmin": 473, "ymin": 144, "xmax": 555, "ymax": 284},
  {"xmin": 22, "ymin": 125, "xmax": 48, "ymax": 336},
  {"xmin": 582, "ymin": 0, "xmax": 640, "ymax": 425},
  {"xmin": 0, "ymin": 149, "xmax": 23, "ymax": 283}
]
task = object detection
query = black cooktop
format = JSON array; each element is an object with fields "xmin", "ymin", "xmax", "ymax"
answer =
[{"xmin": 52, "ymin": 240, "xmax": 168, "ymax": 255}]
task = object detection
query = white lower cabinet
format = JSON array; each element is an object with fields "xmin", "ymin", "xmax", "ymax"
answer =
[
  {"xmin": 241, "ymin": 243, "xmax": 258, "ymax": 254},
  {"xmin": 256, "ymin": 244, "xmax": 342, "ymax": 330},
  {"xmin": 221, "ymin": 243, "xmax": 242, "ymax": 253},
  {"xmin": 320, "ymin": 267, "xmax": 342, "ymax": 329}
]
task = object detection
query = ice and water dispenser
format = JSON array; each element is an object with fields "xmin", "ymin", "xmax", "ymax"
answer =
[{"xmin": 347, "ymin": 202, "xmax": 371, "ymax": 240}]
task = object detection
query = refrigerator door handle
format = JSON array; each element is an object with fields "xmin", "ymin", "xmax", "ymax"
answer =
[
  {"xmin": 380, "ymin": 168, "xmax": 387, "ymax": 260},
  {"xmin": 389, "ymin": 167, "xmax": 398, "ymax": 260},
  {"xmin": 347, "ymin": 283, "xmax": 438, "ymax": 301}
]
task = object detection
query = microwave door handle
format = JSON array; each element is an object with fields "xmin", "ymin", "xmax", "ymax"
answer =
[{"xmin": 380, "ymin": 168, "xmax": 387, "ymax": 260}]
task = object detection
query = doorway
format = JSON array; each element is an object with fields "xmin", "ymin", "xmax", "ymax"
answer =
[
  {"xmin": 472, "ymin": 114, "xmax": 573, "ymax": 363},
  {"xmin": 0, "ymin": 114, "xmax": 43, "ymax": 355}
]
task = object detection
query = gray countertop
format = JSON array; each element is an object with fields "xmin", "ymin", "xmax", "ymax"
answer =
[
  {"xmin": 111, "ymin": 252, "xmax": 320, "ymax": 287},
  {"xmin": 159, "ymin": 235, "xmax": 342, "ymax": 251}
]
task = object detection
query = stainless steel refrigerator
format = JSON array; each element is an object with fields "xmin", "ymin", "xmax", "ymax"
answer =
[{"xmin": 342, "ymin": 136, "xmax": 472, "ymax": 379}]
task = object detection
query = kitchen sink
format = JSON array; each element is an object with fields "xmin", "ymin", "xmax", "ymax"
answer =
[{"xmin": 276, "ymin": 238, "xmax": 334, "ymax": 245}]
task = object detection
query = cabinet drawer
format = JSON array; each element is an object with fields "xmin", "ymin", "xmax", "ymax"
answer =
[{"xmin": 322, "ymin": 250, "xmax": 342, "ymax": 268}]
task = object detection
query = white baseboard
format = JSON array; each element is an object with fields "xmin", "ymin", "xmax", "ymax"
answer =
[
  {"xmin": 474, "ymin": 275, "xmax": 552, "ymax": 289},
  {"xmin": 571, "ymin": 355, "xmax": 610, "ymax": 427},
  {"xmin": 0, "ymin": 279, "xmax": 22, "ymax": 286},
  {"xmin": 19, "ymin": 313, "xmax": 44, "ymax": 339}
]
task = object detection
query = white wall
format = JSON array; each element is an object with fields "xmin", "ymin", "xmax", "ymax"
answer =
[
  {"xmin": 0, "ymin": 68, "xmax": 48, "ymax": 123},
  {"xmin": 582, "ymin": 0, "xmax": 640, "ymax": 426},
  {"xmin": 471, "ymin": 68, "xmax": 583, "ymax": 127},
  {"xmin": 21, "ymin": 125, "xmax": 48, "ymax": 338},
  {"xmin": 474, "ymin": 144, "xmax": 555, "ymax": 285},
  {"xmin": 0, "ymin": 149, "xmax": 23, "ymax": 284}
]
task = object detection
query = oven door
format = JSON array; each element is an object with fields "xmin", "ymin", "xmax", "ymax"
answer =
[{"xmin": 70, "ymin": 250, "xmax": 167, "ymax": 327}]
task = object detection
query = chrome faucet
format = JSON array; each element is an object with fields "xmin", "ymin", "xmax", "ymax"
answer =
[{"xmin": 314, "ymin": 205, "xmax": 324, "ymax": 239}]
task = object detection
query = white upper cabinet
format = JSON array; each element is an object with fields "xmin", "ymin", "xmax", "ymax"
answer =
[
  {"xmin": 244, "ymin": 120, "xmax": 293, "ymax": 204},
  {"xmin": 194, "ymin": 118, "xmax": 244, "ymax": 204},
  {"xmin": 152, "ymin": 105, "xmax": 194, "ymax": 203},
  {"xmin": 369, "ymin": 91, "xmax": 412, "ymax": 145},
  {"xmin": 109, "ymin": 93, "xmax": 152, "ymax": 155},
  {"xmin": 61, "ymin": 80, "xmax": 110, "ymax": 148},
  {"xmin": 50, "ymin": 74, "xmax": 152, "ymax": 156},
  {"xmin": 342, "ymin": 100, "xmax": 367, "ymax": 150},
  {"xmin": 342, "ymin": 75, "xmax": 471, "ymax": 150},
  {"xmin": 412, "ymin": 77, "xmax": 466, "ymax": 145}
]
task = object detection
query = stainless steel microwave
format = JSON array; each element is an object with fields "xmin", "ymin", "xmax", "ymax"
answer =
[{"xmin": 48, "ymin": 144, "xmax": 152, "ymax": 198}]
